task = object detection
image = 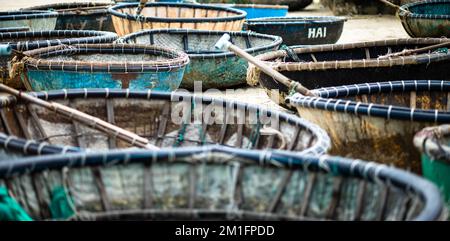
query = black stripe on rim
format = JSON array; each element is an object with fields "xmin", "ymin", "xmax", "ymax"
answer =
[
  {"xmin": 0, "ymin": 89, "xmax": 330, "ymax": 156},
  {"xmin": 0, "ymin": 133, "xmax": 80, "ymax": 156},
  {"xmin": 399, "ymin": 0, "xmax": 450, "ymax": 20},
  {"xmin": 288, "ymin": 80, "xmax": 450, "ymax": 123},
  {"xmin": 117, "ymin": 29, "xmax": 282, "ymax": 59},
  {"xmin": 108, "ymin": 2, "xmax": 246, "ymax": 23},
  {"xmin": 0, "ymin": 10, "xmax": 58, "ymax": 20},
  {"xmin": 0, "ymin": 30, "xmax": 118, "ymax": 51},
  {"xmin": 0, "ymin": 145, "xmax": 443, "ymax": 221}
]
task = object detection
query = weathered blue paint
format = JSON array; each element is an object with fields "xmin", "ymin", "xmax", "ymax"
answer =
[
  {"xmin": 182, "ymin": 48, "xmax": 276, "ymax": 89},
  {"xmin": 118, "ymin": 29, "xmax": 282, "ymax": 89},
  {"xmin": 24, "ymin": 69, "xmax": 186, "ymax": 91},
  {"xmin": 399, "ymin": 0, "xmax": 450, "ymax": 38},
  {"xmin": 0, "ymin": 44, "xmax": 11, "ymax": 56}
]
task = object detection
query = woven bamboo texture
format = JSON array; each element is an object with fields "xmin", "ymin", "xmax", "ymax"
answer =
[
  {"xmin": 288, "ymin": 80, "xmax": 450, "ymax": 173},
  {"xmin": 0, "ymin": 31, "xmax": 118, "ymax": 89},
  {"xmin": 398, "ymin": 0, "xmax": 450, "ymax": 38},
  {"xmin": 20, "ymin": 43, "xmax": 189, "ymax": 72},
  {"xmin": 117, "ymin": 29, "xmax": 282, "ymax": 89},
  {"xmin": 108, "ymin": 3, "xmax": 247, "ymax": 36},
  {"xmin": 0, "ymin": 89, "xmax": 330, "ymax": 155},
  {"xmin": 0, "ymin": 146, "xmax": 445, "ymax": 221}
]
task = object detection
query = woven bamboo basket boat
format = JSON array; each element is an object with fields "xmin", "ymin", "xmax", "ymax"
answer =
[
  {"xmin": 108, "ymin": 3, "xmax": 247, "ymax": 36},
  {"xmin": 244, "ymin": 16, "xmax": 346, "ymax": 46},
  {"xmin": 398, "ymin": 0, "xmax": 450, "ymax": 38},
  {"xmin": 13, "ymin": 44, "xmax": 189, "ymax": 91},
  {"xmin": 414, "ymin": 125, "xmax": 450, "ymax": 209},
  {"xmin": 0, "ymin": 30, "xmax": 118, "ymax": 89},
  {"xmin": 0, "ymin": 89, "xmax": 330, "ymax": 155},
  {"xmin": 287, "ymin": 80, "xmax": 450, "ymax": 174},
  {"xmin": 0, "ymin": 27, "xmax": 29, "ymax": 33},
  {"xmin": 24, "ymin": 2, "xmax": 115, "ymax": 32},
  {"xmin": 0, "ymin": 11, "xmax": 58, "ymax": 31},
  {"xmin": 248, "ymin": 38, "xmax": 450, "ymax": 105},
  {"xmin": 117, "ymin": 29, "xmax": 282, "ymax": 89},
  {"xmin": 0, "ymin": 145, "xmax": 446, "ymax": 221},
  {"xmin": 0, "ymin": 133, "xmax": 79, "ymax": 161}
]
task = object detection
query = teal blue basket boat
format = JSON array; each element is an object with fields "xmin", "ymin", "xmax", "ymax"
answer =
[
  {"xmin": 1, "ymin": 30, "xmax": 118, "ymax": 89},
  {"xmin": 0, "ymin": 10, "xmax": 58, "ymax": 31},
  {"xmin": 399, "ymin": 0, "xmax": 450, "ymax": 37},
  {"xmin": 15, "ymin": 43, "xmax": 189, "ymax": 91},
  {"xmin": 117, "ymin": 29, "xmax": 282, "ymax": 89}
]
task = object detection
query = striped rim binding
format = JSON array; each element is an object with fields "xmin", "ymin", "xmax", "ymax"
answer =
[
  {"xmin": 0, "ymin": 133, "xmax": 79, "ymax": 156},
  {"xmin": 21, "ymin": 43, "xmax": 190, "ymax": 73},
  {"xmin": 399, "ymin": 0, "xmax": 450, "ymax": 19},
  {"xmin": 0, "ymin": 10, "xmax": 58, "ymax": 21},
  {"xmin": 287, "ymin": 80, "xmax": 450, "ymax": 123},
  {"xmin": 117, "ymin": 29, "xmax": 283, "ymax": 59},
  {"xmin": 108, "ymin": 2, "xmax": 247, "ymax": 23},
  {"xmin": 0, "ymin": 30, "xmax": 118, "ymax": 51},
  {"xmin": 414, "ymin": 124, "xmax": 450, "ymax": 163},
  {"xmin": 0, "ymin": 89, "xmax": 330, "ymax": 156},
  {"xmin": 245, "ymin": 16, "xmax": 347, "ymax": 25},
  {"xmin": 255, "ymin": 38, "xmax": 450, "ymax": 71},
  {"xmin": 0, "ymin": 145, "xmax": 445, "ymax": 221}
]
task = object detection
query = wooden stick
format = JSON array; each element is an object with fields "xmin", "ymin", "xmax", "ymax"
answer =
[
  {"xmin": 378, "ymin": 41, "xmax": 450, "ymax": 59},
  {"xmin": 0, "ymin": 84, "xmax": 159, "ymax": 150},
  {"xmin": 214, "ymin": 34, "xmax": 316, "ymax": 97},
  {"xmin": 51, "ymin": 6, "xmax": 111, "ymax": 13},
  {"xmin": 377, "ymin": 0, "xmax": 411, "ymax": 13},
  {"xmin": 136, "ymin": 0, "xmax": 148, "ymax": 15}
]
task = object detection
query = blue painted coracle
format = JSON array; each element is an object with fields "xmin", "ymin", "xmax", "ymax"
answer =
[
  {"xmin": 1, "ymin": 30, "xmax": 118, "ymax": 89},
  {"xmin": 117, "ymin": 29, "xmax": 282, "ymax": 89},
  {"xmin": 16, "ymin": 43, "xmax": 189, "ymax": 91}
]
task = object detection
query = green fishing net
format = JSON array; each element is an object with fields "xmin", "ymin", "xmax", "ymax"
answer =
[
  {"xmin": 49, "ymin": 186, "xmax": 75, "ymax": 220},
  {"xmin": 0, "ymin": 186, "xmax": 32, "ymax": 221}
]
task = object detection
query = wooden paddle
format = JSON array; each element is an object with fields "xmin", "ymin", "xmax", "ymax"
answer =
[
  {"xmin": 0, "ymin": 84, "xmax": 160, "ymax": 150},
  {"xmin": 378, "ymin": 41, "xmax": 450, "ymax": 59},
  {"xmin": 214, "ymin": 34, "xmax": 316, "ymax": 97}
]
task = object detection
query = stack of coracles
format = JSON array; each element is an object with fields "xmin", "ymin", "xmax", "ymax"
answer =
[{"xmin": 0, "ymin": 0, "xmax": 448, "ymax": 221}]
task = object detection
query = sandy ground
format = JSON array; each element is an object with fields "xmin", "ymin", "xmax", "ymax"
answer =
[{"xmin": 1, "ymin": 0, "xmax": 410, "ymax": 112}]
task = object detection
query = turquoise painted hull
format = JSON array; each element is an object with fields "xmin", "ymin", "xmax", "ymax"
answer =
[
  {"xmin": 0, "ymin": 18, "xmax": 56, "ymax": 31},
  {"xmin": 399, "ymin": 0, "xmax": 450, "ymax": 38},
  {"xmin": 235, "ymin": 7, "xmax": 288, "ymax": 19},
  {"xmin": 182, "ymin": 48, "xmax": 278, "ymax": 89},
  {"xmin": 25, "ymin": 69, "xmax": 186, "ymax": 91}
]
